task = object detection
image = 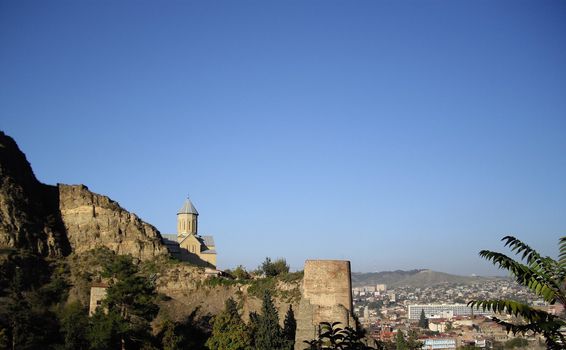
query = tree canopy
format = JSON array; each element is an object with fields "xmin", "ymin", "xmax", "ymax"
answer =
[
  {"xmin": 90, "ymin": 254, "xmax": 159, "ymax": 349},
  {"xmin": 283, "ymin": 305, "xmax": 297, "ymax": 349},
  {"xmin": 256, "ymin": 290, "xmax": 286, "ymax": 350},
  {"xmin": 418, "ymin": 309, "xmax": 428, "ymax": 329},
  {"xmin": 206, "ymin": 298, "xmax": 252, "ymax": 350},
  {"xmin": 260, "ymin": 257, "xmax": 290, "ymax": 277}
]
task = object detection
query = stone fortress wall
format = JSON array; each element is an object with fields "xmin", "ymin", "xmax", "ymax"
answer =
[{"xmin": 294, "ymin": 260, "xmax": 355, "ymax": 350}]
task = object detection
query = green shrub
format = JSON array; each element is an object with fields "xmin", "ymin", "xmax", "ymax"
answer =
[
  {"xmin": 260, "ymin": 257, "xmax": 290, "ymax": 277},
  {"xmin": 248, "ymin": 277, "xmax": 277, "ymax": 299}
]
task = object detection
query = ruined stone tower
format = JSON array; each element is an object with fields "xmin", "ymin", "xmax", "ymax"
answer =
[{"xmin": 294, "ymin": 260, "xmax": 355, "ymax": 350}]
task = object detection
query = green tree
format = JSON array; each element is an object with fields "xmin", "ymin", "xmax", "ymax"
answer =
[
  {"xmin": 256, "ymin": 290, "xmax": 285, "ymax": 350},
  {"xmin": 100, "ymin": 254, "xmax": 159, "ymax": 349},
  {"xmin": 261, "ymin": 257, "xmax": 290, "ymax": 277},
  {"xmin": 405, "ymin": 329, "xmax": 422, "ymax": 350},
  {"xmin": 173, "ymin": 310, "xmax": 210, "ymax": 350},
  {"xmin": 0, "ymin": 327, "xmax": 8, "ymax": 349},
  {"xmin": 160, "ymin": 319, "xmax": 183, "ymax": 350},
  {"xmin": 395, "ymin": 331, "xmax": 407, "ymax": 350},
  {"xmin": 59, "ymin": 302, "xmax": 89, "ymax": 350},
  {"xmin": 418, "ymin": 309, "xmax": 428, "ymax": 329},
  {"xmin": 248, "ymin": 311, "xmax": 261, "ymax": 347},
  {"xmin": 102, "ymin": 255, "xmax": 138, "ymax": 280},
  {"xmin": 87, "ymin": 309, "xmax": 125, "ymax": 350},
  {"xmin": 206, "ymin": 298, "xmax": 251, "ymax": 350},
  {"xmin": 0, "ymin": 259, "xmax": 69, "ymax": 350},
  {"xmin": 3, "ymin": 267, "xmax": 57, "ymax": 350},
  {"xmin": 282, "ymin": 305, "xmax": 297, "ymax": 350},
  {"xmin": 232, "ymin": 265, "xmax": 251, "ymax": 280},
  {"xmin": 468, "ymin": 236, "xmax": 566, "ymax": 349}
]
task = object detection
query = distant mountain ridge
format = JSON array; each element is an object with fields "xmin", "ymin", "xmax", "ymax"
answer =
[{"xmin": 352, "ymin": 269, "xmax": 505, "ymax": 288}]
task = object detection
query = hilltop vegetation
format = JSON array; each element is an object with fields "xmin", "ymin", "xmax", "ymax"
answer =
[{"xmin": 0, "ymin": 247, "xmax": 302, "ymax": 349}]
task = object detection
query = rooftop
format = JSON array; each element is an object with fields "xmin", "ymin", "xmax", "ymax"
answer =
[{"xmin": 178, "ymin": 197, "xmax": 198, "ymax": 215}]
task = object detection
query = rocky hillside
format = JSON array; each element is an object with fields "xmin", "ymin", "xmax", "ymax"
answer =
[
  {"xmin": 65, "ymin": 247, "xmax": 301, "ymax": 326},
  {"xmin": 0, "ymin": 131, "xmax": 167, "ymax": 260}
]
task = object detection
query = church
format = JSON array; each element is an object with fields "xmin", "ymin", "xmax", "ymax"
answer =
[{"xmin": 162, "ymin": 197, "xmax": 217, "ymax": 268}]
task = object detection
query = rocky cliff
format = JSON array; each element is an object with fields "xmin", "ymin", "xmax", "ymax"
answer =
[
  {"xmin": 0, "ymin": 131, "xmax": 167, "ymax": 260},
  {"xmin": 0, "ymin": 131, "xmax": 69, "ymax": 256},
  {"xmin": 58, "ymin": 184, "xmax": 167, "ymax": 259}
]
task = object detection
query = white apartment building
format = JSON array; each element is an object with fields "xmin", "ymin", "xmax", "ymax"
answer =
[{"xmin": 408, "ymin": 304, "xmax": 492, "ymax": 320}]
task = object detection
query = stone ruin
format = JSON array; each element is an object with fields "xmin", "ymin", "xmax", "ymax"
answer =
[{"xmin": 294, "ymin": 260, "xmax": 355, "ymax": 350}]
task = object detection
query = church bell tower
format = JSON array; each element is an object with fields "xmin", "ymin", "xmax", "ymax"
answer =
[{"xmin": 177, "ymin": 196, "xmax": 198, "ymax": 239}]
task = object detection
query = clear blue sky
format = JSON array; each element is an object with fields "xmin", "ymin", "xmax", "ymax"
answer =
[{"xmin": 1, "ymin": 0, "xmax": 565, "ymax": 275}]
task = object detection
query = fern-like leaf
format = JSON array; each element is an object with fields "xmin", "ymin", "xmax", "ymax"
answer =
[
  {"xmin": 502, "ymin": 236, "xmax": 560, "ymax": 285},
  {"xmin": 478, "ymin": 249, "xmax": 560, "ymax": 303},
  {"xmin": 473, "ymin": 236, "xmax": 566, "ymax": 348},
  {"xmin": 468, "ymin": 299, "xmax": 556, "ymax": 323}
]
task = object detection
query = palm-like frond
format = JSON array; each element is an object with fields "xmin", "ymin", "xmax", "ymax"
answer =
[
  {"xmin": 502, "ymin": 236, "xmax": 562, "ymax": 288},
  {"xmin": 468, "ymin": 300, "xmax": 557, "ymax": 324},
  {"xmin": 478, "ymin": 249, "xmax": 560, "ymax": 303},
  {"xmin": 489, "ymin": 316, "xmax": 566, "ymax": 350},
  {"xmin": 474, "ymin": 236, "xmax": 566, "ymax": 348},
  {"xmin": 502, "ymin": 236, "xmax": 553, "ymax": 270}
]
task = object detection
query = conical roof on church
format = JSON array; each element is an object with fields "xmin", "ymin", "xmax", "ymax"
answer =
[{"xmin": 178, "ymin": 197, "xmax": 198, "ymax": 215}]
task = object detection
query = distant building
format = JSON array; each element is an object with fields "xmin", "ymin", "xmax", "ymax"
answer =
[
  {"xmin": 408, "ymin": 304, "xmax": 491, "ymax": 320},
  {"xmin": 421, "ymin": 338, "xmax": 457, "ymax": 350},
  {"xmin": 89, "ymin": 283, "xmax": 108, "ymax": 316},
  {"xmin": 428, "ymin": 320, "xmax": 448, "ymax": 332},
  {"xmin": 162, "ymin": 197, "xmax": 217, "ymax": 268},
  {"xmin": 376, "ymin": 284, "xmax": 387, "ymax": 292},
  {"xmin": 363, "ymin": 285, "xmax": 376, "ymax": 292},
  {"xmin": 387, "ymin": 291, "xmax": 396, "ymax": 302}
]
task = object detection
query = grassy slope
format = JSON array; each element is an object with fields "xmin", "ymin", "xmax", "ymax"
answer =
[{"xmin": 351, "ymin": 269, "xmax": 505, "ymax": 288}]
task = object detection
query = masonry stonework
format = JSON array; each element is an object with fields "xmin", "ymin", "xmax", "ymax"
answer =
[
  {"xmin": 294, "ymin": 260, "xmax": 355, "ymax": 350},
  {"xmin": 89, "ymin": 284, "xmax": 108, "ymax": 316}
]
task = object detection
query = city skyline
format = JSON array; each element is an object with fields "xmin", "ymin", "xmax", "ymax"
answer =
[{"xmin": 1, "ymin": 1, "xmax": 565, "ymax": 275}]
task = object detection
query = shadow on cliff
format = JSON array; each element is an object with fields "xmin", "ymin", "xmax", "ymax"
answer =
[
  {"xmin": 157, "ymin": 306, "xmax": 212, "ymax": 349},
  {"xmin": 41, "ymin": 184, "xmax": 72, "ymax": 256},
  {"xmin": 0, "ymin": 130, "xmax": 71, "ymax": 257}
]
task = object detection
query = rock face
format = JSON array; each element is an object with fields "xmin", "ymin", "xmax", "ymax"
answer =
[
  {"xmin": 59, "ymin": 184, "xmax": 167, "ymax": 259},
  {"xmin": 294, "ymin": 260, "xmax": 355, "ymax": 350},
  {"xmin": 154, "ymin": 264, "xmax": 300, "ymax": 324},
  {"xmin": 0, "ymin": 131, "xmax": 70, "ymax": 256},
  {"xmin": 0, "ymin": 131, "xmax": 167, "ymax": 260}
]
